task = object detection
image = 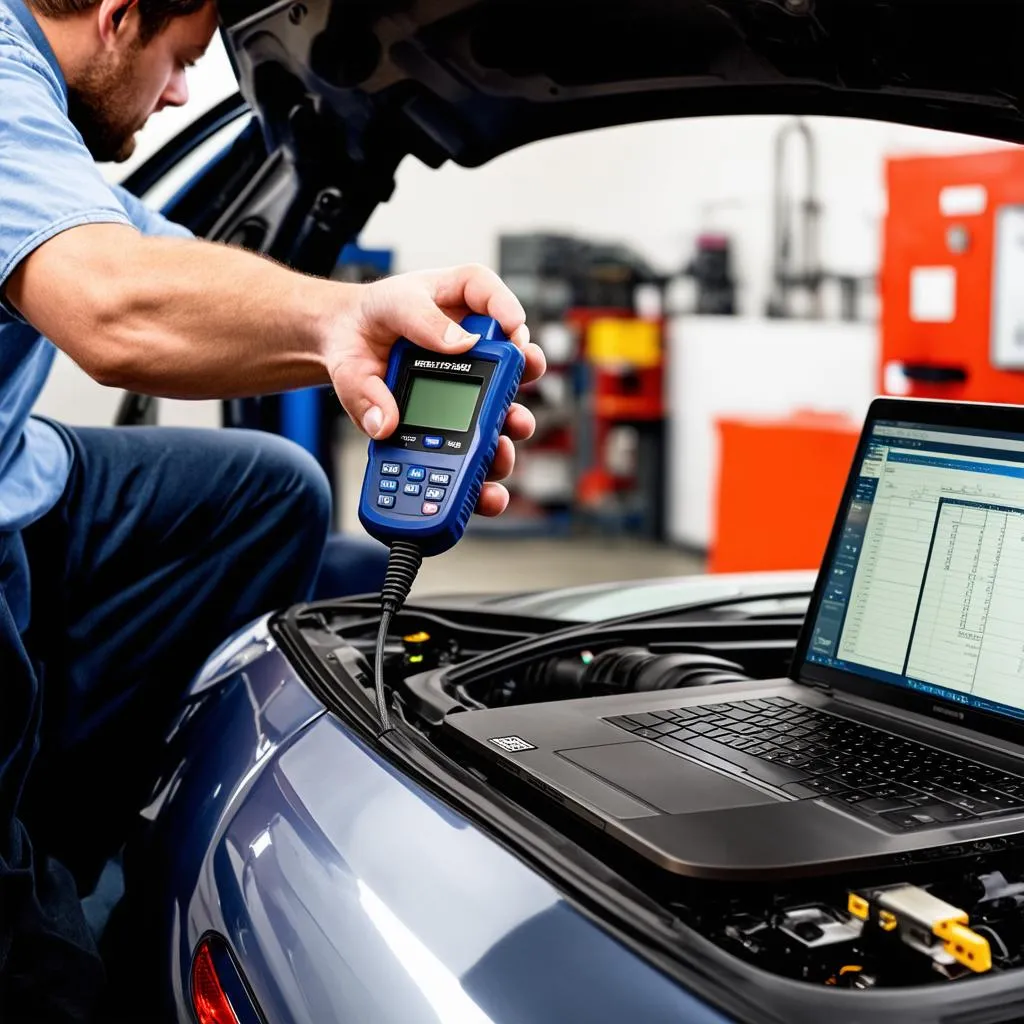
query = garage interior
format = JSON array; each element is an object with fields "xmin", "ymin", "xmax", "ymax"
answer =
[
  {"xmin": 33, "ymin": 33, "xmax": 1024, "ymax": 598},
  {"xmin": 15, "ymin": 0, "xmax": 1024, "ymax": 1018}
]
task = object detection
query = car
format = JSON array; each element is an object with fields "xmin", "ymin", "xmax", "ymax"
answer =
[{"xmin": 97, "ymin": 1, "xmax": 1024, "ymax": 1022}]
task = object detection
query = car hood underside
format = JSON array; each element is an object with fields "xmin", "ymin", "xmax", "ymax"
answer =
[{"xmin": 219, "ymin": 0, "xmax": 1024, "ymax": 177}]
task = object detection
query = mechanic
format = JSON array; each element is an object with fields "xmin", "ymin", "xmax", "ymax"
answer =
[{"xmin": 0, "ymin": 0, "xmax": 546, "ymax": 1017}]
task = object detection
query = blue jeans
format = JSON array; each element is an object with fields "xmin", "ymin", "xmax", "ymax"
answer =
[{"xmin": 0, "ymin": 423, "xmax": 335, "ymax": 1022}]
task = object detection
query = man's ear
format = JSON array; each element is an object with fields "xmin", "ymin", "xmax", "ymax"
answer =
[{"xmin": 96, "ymin": 0, "xmax": 137, "ymax": 46}]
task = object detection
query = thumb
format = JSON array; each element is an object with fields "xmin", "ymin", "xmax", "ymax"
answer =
[
  {"xmin": 331, "ymin": 368, "xmax": 399, "ymax": 439},
  {"xmin": 380, "ymin": 287, "xmax": 481, "ymax": 355}
]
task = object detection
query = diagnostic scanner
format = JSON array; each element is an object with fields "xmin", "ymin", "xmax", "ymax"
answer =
[{"xmin": 358, "ymin": 314, "xmax": 525, "ymax": 557}]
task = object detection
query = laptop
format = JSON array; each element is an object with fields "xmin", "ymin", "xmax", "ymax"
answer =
[{"xmin": 444, "ymin": 397, "xmax": 1024, "ymax": 879}]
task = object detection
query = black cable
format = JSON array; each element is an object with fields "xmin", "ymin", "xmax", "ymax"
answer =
[
  {"xmin": 374, "ymin": 540, "xmax": 424, "ymax": 731},
  {"xmin": 374, "ymin": 609, "xmax": 394, "ymax": 729}
]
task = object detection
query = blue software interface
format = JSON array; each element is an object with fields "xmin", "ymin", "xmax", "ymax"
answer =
[{"xmin": 807, "ymin": 418, "xmax": 1024, "ymax": 722}]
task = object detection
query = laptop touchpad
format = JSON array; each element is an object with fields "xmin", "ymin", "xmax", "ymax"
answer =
[{"xmin": 558, "ymin": 741, "xmax": 779, "ymax": 815}]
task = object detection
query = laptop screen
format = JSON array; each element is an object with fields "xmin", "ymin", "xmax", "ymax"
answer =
[{"xmin": 806, "ymin": 417, "xmax": 1024, "ymax": 723}]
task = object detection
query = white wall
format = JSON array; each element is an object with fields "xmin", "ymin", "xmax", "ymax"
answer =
[{"xmin": 360, "ymin": 115, "xmax": 1015, "ymax": 317}]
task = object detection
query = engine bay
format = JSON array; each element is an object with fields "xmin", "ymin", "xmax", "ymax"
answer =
[{"xmin": 283, "ymin": 592, "xmax": 1024, "ymax": 1005}]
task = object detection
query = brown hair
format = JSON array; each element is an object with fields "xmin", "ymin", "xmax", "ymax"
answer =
[{"xmin": 28, "ymin": 0, "xmax": 209, "ymax": 42}]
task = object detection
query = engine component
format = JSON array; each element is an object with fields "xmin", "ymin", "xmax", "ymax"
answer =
[
  {"xmin": 519, "ymin": 646, "xmax": 752, "ymax": 701},
  {"xmin": 777, "ymin": 905, "xmax": 863, "ymax": 949},
  {"xmin": 849, "ymin": 884, "xmax": 992, "ymax": 975}
]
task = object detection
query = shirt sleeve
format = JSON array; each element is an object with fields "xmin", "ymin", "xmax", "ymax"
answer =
[
  {"xmin": 0, "ymin": 40, "xmax": 135, "ymax": 322},
  {"xmin": 109, "ymin": 183, "xmax": 195, "ymax": 241}
]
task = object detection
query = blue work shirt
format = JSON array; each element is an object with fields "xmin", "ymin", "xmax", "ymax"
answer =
[{"xmin": 0, "ymin": 0, "xmax": 191, "ymax": 532}]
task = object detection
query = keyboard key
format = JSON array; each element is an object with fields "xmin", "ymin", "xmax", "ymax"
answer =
[
  {"xmin": 802, "ymin": 744, "xmax": 832, "ymax": 759},
  {"xmin": 946, "ymin": 794, "xmax": 1001, "ymax": 815},
  {"xmin": 863, "ymin": 783, "xmax": 916, "ymax": 800},
  {"xmin": 802, "ymin": 759, "xmax": 839, "ymax": 775},
  {"xmin": 689, "ymin": 722, "xmax": 718, "ymax": 735},
  {"xmin": 856, "ymin": 796, "xmax": 914, "ymax": 814},
  {"xmin": 657, "ymin": 735, "xmax": 699, "ymax": 756},
  {"xmin": 832, "ymin": 791, "xmax": 869, "ymax": 806},
  {"xmin": 884, "ymin": 804, "xmax": 972, "ymax": 828},
  {"xmin": 634, "ymin": 728, "xmax": 663, "ymax": 740},
  {"xmin": 730, "ymin": 737, "xmax": 759, "ymax": 750},
  {"xmin": 778, "ymin": 753, "xmax": 812, "ymax": 767},
  {"xmin": 725, "ymin": 708, "xmax": 757, "ymax": 721},
  {"xmin": 651, "ymin": 721, "xmax": 679, "ymax": 735},
  {"xmin": 806, "ymin": 777, "xmax": 849, "ymax": 795},
  {"xmin": 648, "ymin": 709, "xmax": 681, "ymax": 722},
  {"xmin": 730, "ymin": 723, "xmax": 762, "ymax": 736},
  {"xmin": 617, "ymin": 716, "xmax": 648, "ymax": 729},
  {"xmin": 627, "ymin": 713, "xmax": 664, "ymax": 728}
]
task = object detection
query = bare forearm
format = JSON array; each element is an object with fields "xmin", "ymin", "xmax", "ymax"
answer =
[{"xmin": 7, "ymin": 224, "xmax": 350, "ymax": 398}]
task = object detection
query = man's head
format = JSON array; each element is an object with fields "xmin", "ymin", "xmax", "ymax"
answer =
[{"xmin": 28, "ymin": 0, "xmax": 218, "ymax": 161}]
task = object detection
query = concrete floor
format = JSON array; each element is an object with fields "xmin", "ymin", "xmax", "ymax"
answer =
[
  {"xmin": 337, "ymin": 427, "xmax": 705, "ymax": 598},
  {"xmin": 408, "ymin": 535, "xmax": 705, "ymax": 597}
]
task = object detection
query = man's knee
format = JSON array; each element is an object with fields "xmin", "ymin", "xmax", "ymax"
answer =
[{"xmin": 243, "ymin": 431, "xmax": 333, "ymax": 538}]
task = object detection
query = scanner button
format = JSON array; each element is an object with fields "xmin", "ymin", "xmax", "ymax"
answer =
[
  {"xmin": 424, "ymin": 486, "xmax": 445, "ymax": 501},
  {"xmin": 421, "ymin": 501, "xmax": 439, "ymax": 515},
  {"xmin": 407, "ymin": 467, "xmax": 426, "ymax": 481},
  {"xmin": 379, "ymin": 478, "xmax": 398, "ymax": 492},
  {"xmin": 377, "ymin": 494, "xmax": 396, "ymax": 508},
  {"xmin": 428, "ymin": 471, "xmax": 451, "ymax": 486},
  {"xmin": 424, "ymin": 436, "xmax": 443, "ymax": 449},
  {"xmin": 403, "ymin": 483, "xmax": 421, "ymax": 496},
  {"xmin": 381, "ymin": 463, "xmax": 401, "ymax": 475}
]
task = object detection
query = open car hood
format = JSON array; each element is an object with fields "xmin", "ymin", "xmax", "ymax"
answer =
[{"xmin": 203, "ymin": 0, "xmax": 1024, "ymax": 271}]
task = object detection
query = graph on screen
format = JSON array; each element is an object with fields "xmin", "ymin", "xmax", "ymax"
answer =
[{"xmin": 906, "ymin": 499, "xmax": 1024, "ymax": 710}]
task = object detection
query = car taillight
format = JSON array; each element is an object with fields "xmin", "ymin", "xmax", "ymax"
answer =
[
  {"xmin": 191, "ymin": 936, "xmax": 263, "ymax": 1024},
  {"xmin": 192, "ymin": 940, "xmax": 239, "ymax": 1024}
]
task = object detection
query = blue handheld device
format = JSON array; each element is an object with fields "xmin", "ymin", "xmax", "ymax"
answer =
[{"xmin": 358, "ymin": 314, "xmax": 526, "ymax": 558}]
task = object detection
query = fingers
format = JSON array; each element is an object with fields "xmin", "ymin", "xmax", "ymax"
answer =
[
  {"xmin": 502, "ymin": 403, "xmax": 536, "ymax": 443},
  {"xmin": 522, "ymin": 341, "xmax": 546, "ymax": 384},
  {"xmin": 487, "ymin": 434, "xmax": 516, "ymax": 482},
  {"xmin": 430, "ymin": 264, "xmax": 527, "ymax": 345},
  {"xmin": 475, "ymin": 481, "xmax": 510, "ymax": 517},
  {"xmin": 330, "ymin": 365, "xmax": 399, "ymax": 439},
  {"xmin": 376, "ymin": 284, "xmax": 484, "ymax": 355}
]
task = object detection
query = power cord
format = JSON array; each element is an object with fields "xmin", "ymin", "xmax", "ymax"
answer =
[{"xmin": 374, "ymin": 540, "xmax": 424, "ymax": 730}]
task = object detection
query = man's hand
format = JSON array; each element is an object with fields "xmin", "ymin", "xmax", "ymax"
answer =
[{"xmin": 326, "ymin": 264, "xmax": 547, "ymax": 518}]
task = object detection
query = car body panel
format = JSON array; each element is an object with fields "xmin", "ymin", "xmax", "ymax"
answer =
[
  {"xmin": 147, "ymin": 612, "xmax": 737, "ymax": 1023},
  {"xmin": 434, "ymin": 569, "xmax": 818, "ymax": 620}
]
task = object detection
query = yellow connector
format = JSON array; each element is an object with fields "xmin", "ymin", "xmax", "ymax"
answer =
[
  {"xmin": 878, "ymin": 910, "xmax": 898, "ymax": 932},
  {"xmin": 935, "ymin": 920, "xmax": 992, "ymax": 973},
  {"xmin": 403, "ymin": 631, "xmax": 431, "ymax": 643},
  {"xmin": 848, "ymin": 893, "xmax": 870, "ymax": 920}
]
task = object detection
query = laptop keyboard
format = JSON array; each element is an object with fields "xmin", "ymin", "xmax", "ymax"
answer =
[{"xmin": 606, "ymin": 696, "xmax": 1024, "ymax": 831}]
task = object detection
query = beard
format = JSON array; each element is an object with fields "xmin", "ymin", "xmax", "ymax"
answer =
[{"xmin": 67, "ymin": 42, "xmax": 146, "ymax": 163}]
